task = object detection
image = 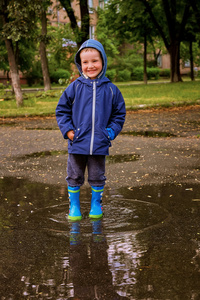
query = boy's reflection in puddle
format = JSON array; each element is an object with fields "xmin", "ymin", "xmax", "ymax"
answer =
[{"xmin": 69, "ymin": 219, "xmax": 129, "ymax": 300}]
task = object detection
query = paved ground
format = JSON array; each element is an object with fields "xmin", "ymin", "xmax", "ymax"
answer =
[{"xmin": 0, "ymin": 105, "xmax": 199, "ymax": 189}]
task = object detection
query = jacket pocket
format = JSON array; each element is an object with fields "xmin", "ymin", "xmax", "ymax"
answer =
[
  {"xmin": 71, "ymin": 125, "xmax": 90, "ymax": 145},
  {"xmin": 97, "ymin": 127, "xmax": 111, "ymax": 147}
]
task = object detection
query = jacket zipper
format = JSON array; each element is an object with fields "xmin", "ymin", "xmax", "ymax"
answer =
[{"xmin": 90, "ymin": 81, "xmax": 96, "ymax": 155}]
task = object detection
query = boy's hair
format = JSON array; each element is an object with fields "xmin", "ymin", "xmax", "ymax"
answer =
[{"xmin": 80, "ymin": 47, "xmax": 99, "ymax": 54}]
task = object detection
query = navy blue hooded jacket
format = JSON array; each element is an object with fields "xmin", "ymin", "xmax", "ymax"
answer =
[{"xmin": 55, "ymin": 39, "xmax": 126, "ymax": 155}]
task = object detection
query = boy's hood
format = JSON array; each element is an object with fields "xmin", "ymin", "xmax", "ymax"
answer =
[{"xmin": 75, "ymin": 39, "xmax": 107, "ymax": 79}]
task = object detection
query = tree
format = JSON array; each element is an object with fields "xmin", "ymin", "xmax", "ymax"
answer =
[
  {"xmin": 181, "ymin": 7, "xmax": 200, "ymax": 81},
  {"xmin": 96, "ymin": 0, "xmax": 159, "ymax": 84},
  {"xmin": 190, "ymin": 0, "xmax": 200, "ymax": 31},
  {"xmin": 140, "ymin": 0, "xmax": 191, "ymax": 82},
  {"xmin": 39, "ymin": 1, "xmax": 52, "ymax": 91},
  {"xmin": 0, "ymin": 0, "xmax": 23, "ymax": 106},
  {"xmin": 58, "ymin": 0, "xmax": 89, "ymax": 48},
  {"xmin": 95, "ymin": 6, "xmax": 120, "ymax": 57},
  {"xmin": 0, "ymin": 0, "xmax": 54, "ymax": 103},
  {"xmin": 47, "ymin": 23, "xmax": 76, "ymax": 71},
  {"xmin": 123, "ymin": 1, "xmax": 159, "ymax": 84},
  {"xmin": 0, "ymin": 35, "xmax": 10, "ymax": 83}
]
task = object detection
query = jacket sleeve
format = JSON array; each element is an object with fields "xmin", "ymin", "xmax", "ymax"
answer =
[
  {"xmin": 107, "ymin": 85, "xmax": 126, "ymax": 138},
  {"xmin": 55, "ymin": 82, "xmax": 76, "ymax": 139}
]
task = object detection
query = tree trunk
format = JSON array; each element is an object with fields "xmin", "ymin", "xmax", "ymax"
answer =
[
  {"xmin": 143, "ymin": 34, "xmax": 147, "ymax": 84},
  {"xmin": 177, "ymin": 42, "xmax": 182, "ymax": 82},
  {"xmin": 4, "ymin": 38, "xmax": 23, "ymax": 107},
  {"xmin": 80, "ymin": 0, "xmax": 90, "ymax": 42},
  {"xmin": 168, "ymin": 41, "xmax": 180, "ymax": 82},
  {"xmin": 189, "ymin": 41, "xmax": 194, "ymax": 81},
  {"xmin": 39, "ymin": 10, "xmax": 51, "ymax": 91},
  {"xmin": 59, "ymin": 0, "xmax": 90, "ymax": 48}
]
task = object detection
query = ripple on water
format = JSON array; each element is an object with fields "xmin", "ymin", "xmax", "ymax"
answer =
[{"xmin": 28, "ymin": 198, "xmax": 171, "ymax": 236}]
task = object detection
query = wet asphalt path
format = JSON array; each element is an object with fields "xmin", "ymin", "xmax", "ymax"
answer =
[
  {"xmin": 0, "ymin": 105, "xmax": 199, "ymax": 188},
  {"xmin": 0, "ymin": 105, "xmax": 200, "ymax": 299}
]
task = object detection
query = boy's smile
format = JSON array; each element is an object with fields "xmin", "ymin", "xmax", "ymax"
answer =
[{"xmin": 80, "ymin": 49, "xmax": 103, "ymax": 79}]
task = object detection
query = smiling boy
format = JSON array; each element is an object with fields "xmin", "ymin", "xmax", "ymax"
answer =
[{"xmin": 56, "ymin": 39, "xmax": 126, "ymax": 221}]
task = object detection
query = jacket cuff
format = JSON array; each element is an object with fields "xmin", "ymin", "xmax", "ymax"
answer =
[{"xmin": 106, "ymin": 128, "xmax": 115, "ymax": 140}]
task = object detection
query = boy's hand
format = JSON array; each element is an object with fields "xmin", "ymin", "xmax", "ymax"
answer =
[{"xmin": 67, "ymin": 130, "xmax": 75, "ymax": 141}]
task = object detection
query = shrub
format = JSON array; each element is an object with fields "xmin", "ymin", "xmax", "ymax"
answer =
[
  {"xmin": 26, "ymin": 62, "xmax": 43, "ymax": 86},
  {"xmin": 132, "ymin": 67, "xmax": 144, "ymax": 81},
  {"xmin": 131, "ymin": 67, "xmax": 161, "ymax": 81},
  {"xmin": 0, "ymin": 83, "xmax": 4, "ymax": 90},
  {"xmin": 50, "ymin": 69, "xmax": 70, "ymax": 83},
  {"xmin": 147, "ymin": 67, "xmax": 160, "ymax": 80},
  {"xmin": 116, "ymin": 70, "xmax": 131, "ymax": 82},
  {"xmin": 106, "ymin": 69, "xmax": 117, "ymax": 81},
  {"xmin": 107, "ymin": 50, "xmax": 143, "ymax": 81},
  {"xmin": 159, "ymin": 69, "xmax": 170, "ymax": 78}
]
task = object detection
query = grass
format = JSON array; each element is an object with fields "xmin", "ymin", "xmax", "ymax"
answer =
[
  {"xmin": 119, "ymin": 81, "xmax": 200, "ymax": 108},
  {"xmin": 0, "ymin": 89, "xmax": 63, "ymax": 117},
  {"xmin": 0, "ymin": 80, "xmax": 200, "ymax": 117}
]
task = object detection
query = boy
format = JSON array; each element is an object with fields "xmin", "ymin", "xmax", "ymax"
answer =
[{"xmin": 56, "ymin": 39, "xmax": 126, "ymax": 221}]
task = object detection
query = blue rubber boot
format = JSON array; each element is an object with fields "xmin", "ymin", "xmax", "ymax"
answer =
[
  {"xmin": 89, "ymin": 186, "xmax": 104, "ymax": 219},
  {"xmin": 68, "ymin": 186, "xmax": 82, "ymax": 221}
]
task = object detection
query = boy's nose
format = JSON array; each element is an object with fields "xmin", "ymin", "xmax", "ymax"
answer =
[{"xmin": 88, "ymin": 62, "xmax": 94, "ymax": 68}]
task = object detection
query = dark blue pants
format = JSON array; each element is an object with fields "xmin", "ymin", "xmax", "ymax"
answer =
[{"xmin": 66, "ymin": 154, "xmax": 106, "ymax": 187}]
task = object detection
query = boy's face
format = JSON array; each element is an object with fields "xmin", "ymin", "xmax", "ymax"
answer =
[{"xmin": 80, "ymin": 49, "xmax": 103, "ymax": 79}]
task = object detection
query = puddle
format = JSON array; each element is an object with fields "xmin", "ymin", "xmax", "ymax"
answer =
[
  {"xmin": 1, "ymin": 177, "xmax": 200, "ymax": 299},
  {"xmin": 121, "ymin": 130, "xmax": 176, "ymax": 137},
  {"xmin": 17, "ymin": 150, "xmax": 68, "ymax": 159},
  {"xmin": 28, "ymin": 198, "xmax": 170, "ymax": 236},
  {"xmin": 0, "ymin": 122, "xmax": 17, "ymax": 127}
]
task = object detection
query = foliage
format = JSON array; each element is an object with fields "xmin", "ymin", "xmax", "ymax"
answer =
[
  {"xmin": 180, "ymin": 39, "xmax": 200, "ymax": 67},
  {"xmin": 106, "ymin": 49, "xmax": 143, "ymax": 81},
  {"xmin": 106, "ymin": 69, "xmax": 117, "ymax": 81},
  {"xmin": 147, "ymin": 68, "xmax": 160, "ymax": 80},
  {"xmin": 116, "ymin": 49, "xmax": 142, "ymax": 69},
  {"xmin": 25, "ymin": 60, "xmax": 43, "ymax": 86},
  {"xmin": 95, "ymin": 7, "xmax": 120, "ymax": 58},
  {"xmin": 47, "ymin": 24, "xmax": 76, "ymax": 72},
  {"xmin": 131, "ymin": 67, "xmax": 144, "ymax": 81},
  {"xmin": 50, "ymin": 69, "xmax": 70, "ymax": 83},
  {"xmin": 159, "ymin": 69, "xmax": 171, "ymax": 78},
  {"xmin": 18, "ymin": 39, "xmax": 38, "ymax": 73},
  {"xmin": 98, "ymin": 0, "xmax": 198, "ymax": 82},
  {"xmin": 116, "ymin": 70, "xmax": 132, "ymax": 82},
  {"xmin": 131, "ymin": 67, "xmax": 160, "ymax": 81},
  {"xmin": 1, "ymin": 0, "xmax": 41, "ymax": 42},
  {"xmin": 0, "ymin": 39, "xmax": 9, "ymax": 73},
  {"xmin": 96, "ymin": 0, "xmax": 165, "ymax": 83}
]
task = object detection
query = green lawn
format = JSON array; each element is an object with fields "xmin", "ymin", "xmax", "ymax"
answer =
[
  {"xmin": 0, "ymin": 81, "xmax": 200, "ymax": 117},
  {"xmin": 119, "ymin": 81, "xmax": 200, "ymax": 108},
  {"xmin": 0, "ymin": 89, "xmax": 62, "ymax": 117}
]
